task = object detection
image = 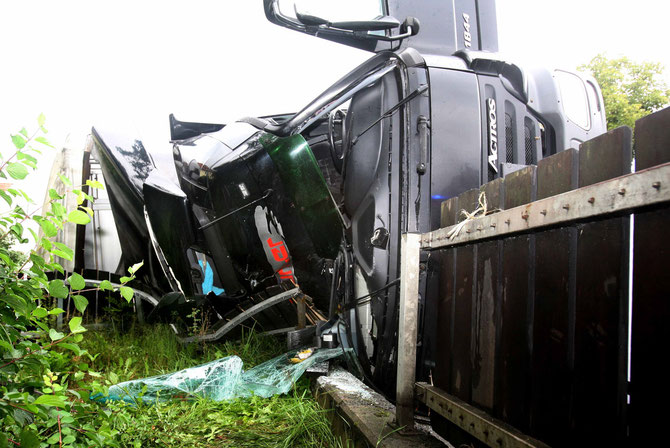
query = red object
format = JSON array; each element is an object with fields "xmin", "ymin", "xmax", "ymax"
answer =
[{"xmin": 267, "ymin": 237, "xmax": 289, "ymax": 262}]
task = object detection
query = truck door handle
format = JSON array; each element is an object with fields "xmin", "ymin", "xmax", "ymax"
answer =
[{"xmin": 417, "ymin": 115, "xmax": 430, "ymax": 174}]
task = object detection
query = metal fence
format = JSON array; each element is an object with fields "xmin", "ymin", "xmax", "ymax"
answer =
[{"xmin": 398, "ymin": 107, "xmax": 670, "ymax": 446}]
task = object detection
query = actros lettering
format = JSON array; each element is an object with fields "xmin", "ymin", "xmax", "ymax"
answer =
[{"xmin": 487, "ymin": 98, "xmax": 498, "ymax": 173}]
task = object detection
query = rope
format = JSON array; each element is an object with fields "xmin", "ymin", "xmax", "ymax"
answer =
[{"xmin": 446, "ymin": 191, "xmax": 494, "ymax": 240}]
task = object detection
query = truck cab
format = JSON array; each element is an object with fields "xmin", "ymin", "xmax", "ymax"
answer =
[{"xmin": 261, "ymin": 0, "xmax": 606, "ymax": 393}]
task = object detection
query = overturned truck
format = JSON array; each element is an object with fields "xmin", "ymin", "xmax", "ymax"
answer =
[{"xmin": 86, "ymin": 0, "xmax": 606, "ymax": 424}]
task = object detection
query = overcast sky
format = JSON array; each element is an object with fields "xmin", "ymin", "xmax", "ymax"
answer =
[{"xmin": 1, "ymin": 0, "xmax": 669, "ymax": 195}]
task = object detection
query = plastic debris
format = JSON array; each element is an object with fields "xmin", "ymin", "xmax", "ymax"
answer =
[
  {"xmin": 94, "ymin": 347, "xmax": 343, "ymax": 404},
  {"xmin": 298, "ymin": 348, "xmax": 313, "ymax": 360},
  {"xmin": 290, "ymin": 348, "xmax": 314, "ymax": 364},
  {"xmin": 198, "ymin": 259, "xmax": 225, "ymax": 296}
]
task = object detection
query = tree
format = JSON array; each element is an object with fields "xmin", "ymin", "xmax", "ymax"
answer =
[
  {"xmin": 579, "ymin": 54, "xmax": 670, "ymax": 130},
  {"xmin": 0, "ymin": 232, "xmax": 27, "ymax": 266}
]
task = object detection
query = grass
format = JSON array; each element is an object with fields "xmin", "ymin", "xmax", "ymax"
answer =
[{"xmin": 81, "ymin": 325, "xmax": 344, "ymax": 447}]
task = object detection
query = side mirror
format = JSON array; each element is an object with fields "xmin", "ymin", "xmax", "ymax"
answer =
[
  {"xmin": 296, "ymin": 9, "xmax": 400, "ymax": 33},
  {"xmin": 293, "ymin": 5, "xmax": 418, "ymax": 41},
  {"xmin": 264, "ymin": 0, "xmax": 419, "ymax": 52}
]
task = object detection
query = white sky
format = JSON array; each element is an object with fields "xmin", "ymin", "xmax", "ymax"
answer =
[
  {"xmin": 1, "ymin": 0, "xmax": 669, "ymax": 198},
  {"xmin": 497, "ymin": 0, "xmax": 670, "ymax": 83}
]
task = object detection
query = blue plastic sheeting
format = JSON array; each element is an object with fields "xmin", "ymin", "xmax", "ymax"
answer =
[{"xmin": 94, "ymin": 348, "xmax": 343, "ymax": 404}]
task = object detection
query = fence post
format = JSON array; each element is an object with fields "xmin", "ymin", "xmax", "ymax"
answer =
[{"xmin": 396, "ymin": 233, "xmax": 422, "ymax": 430}]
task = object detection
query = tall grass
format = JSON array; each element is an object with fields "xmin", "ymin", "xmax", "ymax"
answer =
[{"xmin": 83, "ymin": 325, "xmax": 344, "ymax": 447}]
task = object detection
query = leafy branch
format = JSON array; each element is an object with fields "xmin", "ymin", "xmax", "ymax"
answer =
[{"xmin": 0, "ymin": 116, "xmax": 136, "ymax": 446}]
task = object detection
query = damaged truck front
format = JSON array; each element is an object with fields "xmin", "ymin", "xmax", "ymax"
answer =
[{"xmin": 90, "ymin": 0, "xmax": 606, "ymax": 413}]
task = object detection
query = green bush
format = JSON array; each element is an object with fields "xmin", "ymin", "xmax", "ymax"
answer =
[{"xmin": 0, "ymin": 116, "xmax": 140, "ymax": 447}]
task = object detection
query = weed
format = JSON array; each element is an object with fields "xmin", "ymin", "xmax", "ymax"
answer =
[{"xmin": 186, "ymin": 307, "xmax": 212, "ymax": 337}]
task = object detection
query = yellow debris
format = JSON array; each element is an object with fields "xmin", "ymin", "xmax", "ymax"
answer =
[{"xmin": 289, "ymin": 348, "xmax": 314, "ymax": 364}]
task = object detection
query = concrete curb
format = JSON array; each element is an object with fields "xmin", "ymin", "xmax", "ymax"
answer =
[{"xmin": 313, "ymin": 368, "xmax": 447, "ymax": 447}]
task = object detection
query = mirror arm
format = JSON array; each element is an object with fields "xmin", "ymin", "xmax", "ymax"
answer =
[
  {"xmin": 316, "ymin": 24, "xmax": 414, "ymax": 42},
  {"xmin": 373, "ymin": 26, "xmax": 415, "ymax": 42}
]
